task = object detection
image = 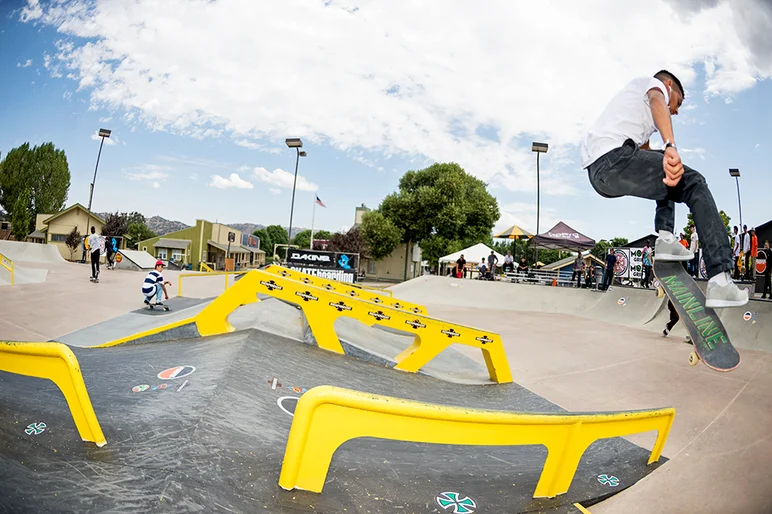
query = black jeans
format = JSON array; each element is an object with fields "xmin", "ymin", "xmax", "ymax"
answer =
[
  {"xmin": 601, "ymin": 268, "xmax": 614, "ymax": 290},
  {"xmin": 91, "ymin": 250, "xmax": 101, "ymax": 278},
  {"xmin": 666, "ymin": 300, "xmax": 679, "ymax": 331},
  {"xmin": 588, "ymin": 139, "xmax": 732, "ymax": 279},
  {"xmin": 763, "ymin": 273, "xmax": 771, "ymax": 298}
]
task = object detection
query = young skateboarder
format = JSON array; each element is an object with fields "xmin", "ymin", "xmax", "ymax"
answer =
[
  {"xmin": 142, "ymin": 260, "xmax": 172, "ymax": 308},
  {"xmin": 87, "ymin": 227, "xmax": 101, "ymax": 282},
  {"xmin": 581, "ymin": 70, "xmax": 747, "ymax": 308}
]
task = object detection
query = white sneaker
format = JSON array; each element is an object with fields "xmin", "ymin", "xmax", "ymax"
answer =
[
  {"xmin": 655, "ymin": 237, "xmax": 694, "ymax": 261},
  {"xmin": 706, "ymin": 280, "xmax": 749, "ymax": 308}
]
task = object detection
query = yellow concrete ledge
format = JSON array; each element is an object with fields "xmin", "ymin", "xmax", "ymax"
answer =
[
  {"xmin": 0, "ymin": 252, "xmax": 14, "ymax": 286},
  {"xmin": 0, "ymin": 341, "xmax": 106, "ymax": 447},
  {"xmin": 279, "ymin": 386, "xmax": 675, "ymax": 499},
  {"xmin": 263, "ymin": 265, "xmax": 418, "ymax": 312}
]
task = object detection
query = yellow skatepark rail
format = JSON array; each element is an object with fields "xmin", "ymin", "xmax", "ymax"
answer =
[
  {"xmin": 0, "ymin": 342, "xmax": 106, "ymax": 447},
  {"xmin": 263, "ymin": 265, "xmax": 417, "ymax": 312},
  {"xmin": 177, "ymin": 270, "xmax": 249, "ymax": 297},
  {"xmin": 279, "ymin": 386, "xmax": 675, "ymax": 499},
  {"xmin": 194, "ymin": 270, "xmax": 512, "ymax": 383},
  {"xmin": 199, "ymin": 262, "xmax": 215, "ymax": 273},
  {"xmin": 0, "ymin": 252, "xmax": 14, "ymax": 286}
]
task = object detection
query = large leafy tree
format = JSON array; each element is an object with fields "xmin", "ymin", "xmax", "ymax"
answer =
[
  {"xmin": 265, "ymin": 224, "xmax": 289, "ymax": 258},
  {"xmin": 11, "ymin": 189, "xmax": 32, "ymax": 241},
  {"xmin": 366, "ymin": 162, "xmax": 500, "ymax": 265},
  {"xmin": 65, "ymin": 226, "xmax": 82, "ymax": 260},
  {"xmin": 102, "ymin": 212, "xmax": 129, "ymax": 238},
  {"xmin": 591, "ymin": 237, "xmax": 629, "ymax": 260},
  {"xmin": 292, "ymin": 229, "xmax": 333, "ymax": 250},
  {"xmin": 0, "ymin": 142, "xmax": 70, "ymax": 235},
  {"xmin": 361, "ymin": 211, "xmax": 402, "ymax": 259},
  {"xmin": 126, "ymin": 222, "xmax": 156, "ymax": 249},
  {"xmin": 327, "ymin": 227, "xmax": 368, "ymax": 255}
]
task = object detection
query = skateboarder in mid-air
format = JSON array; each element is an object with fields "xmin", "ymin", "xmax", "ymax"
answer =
[
  {"xmin": 142, "ymin": 260, "xmax": 172, "ymax": 310},
  {"xmin": 581, "ymin": 70, "xmax": 748, "ymax": 309}
]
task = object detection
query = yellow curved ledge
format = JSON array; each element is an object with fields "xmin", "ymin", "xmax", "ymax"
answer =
[
  {"xmin": 0, "ymin": 252, "xmax": 14, "ymax": 286},
  {"xmin": 0, "ymin": 341, "xmax": 106, "ymax": 447},
  {"xmin": 279, "ymin": 386, "xmax": 675, "ymax": 499}
]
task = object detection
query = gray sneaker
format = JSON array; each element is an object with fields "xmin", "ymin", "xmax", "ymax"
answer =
[
  {"xmin": 654, "ymin": 238, "xmax": 694, "ymax": 261},
  {"xmin": 706, "ymin": 280, "xmax": 749, "ymax": 308}
]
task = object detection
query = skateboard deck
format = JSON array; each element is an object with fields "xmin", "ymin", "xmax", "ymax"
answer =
[{"xmin": 653, "ymin": 261, "xmax": 740, "ymax": 371}]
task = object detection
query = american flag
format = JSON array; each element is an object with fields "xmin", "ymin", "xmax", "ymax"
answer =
[{"xmin": 315, "ymin": 195, "xmax": 326, "ymax": 208}]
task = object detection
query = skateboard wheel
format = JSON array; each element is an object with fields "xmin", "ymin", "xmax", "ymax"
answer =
[{"xmin": 688, "ymin": 351, "xmax": 700, "ymax": 366}]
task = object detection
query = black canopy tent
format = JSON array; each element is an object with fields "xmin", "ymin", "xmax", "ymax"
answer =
[{"xmin": 528, "ymin": 221, "xmax": 596, "ymax": 251}]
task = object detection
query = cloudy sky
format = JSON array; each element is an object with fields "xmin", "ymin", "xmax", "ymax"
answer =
[{"xmin": 1, "ymin": 0, "xmax": 770, "ymax": 240}]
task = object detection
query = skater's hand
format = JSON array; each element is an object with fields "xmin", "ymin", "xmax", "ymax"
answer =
[
  {"xmin": 165, "ymin": 295, "xmax": 169, "ymax": 300},
  {"xmin": 662, "ymin": 147, "xmax": 684, "ymax": 187}
]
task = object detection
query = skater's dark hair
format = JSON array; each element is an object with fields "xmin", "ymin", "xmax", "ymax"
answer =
[
  {"xmin": 90, "ymin": 226, "xmax": 95, "ymax": 233},
  {"xmin": 654, "ymin": 70, "xmax": 685, "ymax": 99}
]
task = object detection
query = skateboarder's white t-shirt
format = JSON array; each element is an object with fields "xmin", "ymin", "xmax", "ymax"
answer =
[
  {"xmin": 87, "ymin": 233, "xmax": 101, "ymax": 253},
  {"xmin": 581, "ymin": 76, "xmax": 670, "ymax": 169}
]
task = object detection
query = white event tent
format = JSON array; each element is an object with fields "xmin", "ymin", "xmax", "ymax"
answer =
[{"xmin": 439, "ymin": 243, "xmax": 506, "ymax": 269}]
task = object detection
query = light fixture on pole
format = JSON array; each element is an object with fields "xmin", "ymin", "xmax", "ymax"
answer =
[
  {"xmin": 532, "ymin": 142, "xmax": 548, "ymax": 262},
  {"xmin": 285, "ymin": 137, "xmax": 305, "ymax": 261},
  {"xmin": 729, "ymin": 168, "xmax": 742, "ymax": 230},
  {"xmin": 85, "ymin": 128, "xmax": 111, "ymax": 254}
]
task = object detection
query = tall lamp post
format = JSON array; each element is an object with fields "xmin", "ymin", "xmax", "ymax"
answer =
[
  {"xmin": 531, "ymin": 142, "xmax": 549, "ymax": 263},
  {"xmin": 729, "ymin": 168, "xmax": 742, "ymax": 230},
  {"xmin": 85, "ymin": 128, "xmax": 111, "ymax": 250},
  {"xmin": 285, "ymin": 137, "xmax": 306, "ymax": 260}
]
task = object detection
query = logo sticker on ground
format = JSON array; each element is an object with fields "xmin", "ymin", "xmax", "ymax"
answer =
[
  {"xmin": 436, "ymin": 491, "xmax": 476, "ymax": 513},
  {"xmin": 132, "ymin": 384, "xmax": 150, "ymax": 393},
  {"xmin": 743, "ymin": 311, "xmax": 758, "ymax": 324},
  {"xmin": 597, "ymin": 474, "xmax": 620, "ymax": 487},
  {"xmin": 25, "ymin": 422, "xmax": 47, "ymax": 436},
  {"xmin": 617, "ymin": 297, "xmax": 628, "ymax": 306},
  {"xmin": 157, "ymin": 365, "xmax": 196, "ymax": 380}
]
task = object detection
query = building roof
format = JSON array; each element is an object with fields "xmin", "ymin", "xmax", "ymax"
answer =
[
  {"xmin": 622, "ymin": 234, "xmax": 658, "ymax": 248},
  {"xmin": 153, "ymin": 238, "xmax": 191, "ymax": 250},
  {"xmin": 543, "ymin": 250, "xmax": 605, "ymax": 271},
  {"xmin": 207, "ymin": 240, "xmax": 249, "ymax": 254},
  {"xmin": 240, "ymin": 245, "xmax": 265, "ymax": 254},
  {"xmin": 27, "ymin": 230, "xmax": 46, "ymax": 239},
  {"xmin": 42, "ymin": 203, "xmax": 105, "ymax": 227}
]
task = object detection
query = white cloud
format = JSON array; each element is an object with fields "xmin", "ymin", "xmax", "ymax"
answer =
[
  {"xmin": 99, "ymin": 116, "xmax": 112, "ymax": 122},
  {"xmin": 209, "ymin": 173, "xmax": 254, "ymax": 189},
  {"xmin": 190, "ymin": 173, "xmax": 198, "ymax": 180},
  {"xmin": 252, "ymin": 166, "xmax": 318, "ymax": 192},
  {"xmin": 152, "ymin": 181, "xmax": 160, "ymax": 189},
  {"xmin": 22, "ymin": 0, "xmax": 772, "ymax": 197},
  {"xmin": 680, "ymin": 147, "xmax": 707, "ymax": 160},
  {"xmin": 17, "ymin": 59, "xmax": 33, "ymax": 68},
  {"xmin": 755, "ymin": 143, "xmax": 761, "ymax": 148},
  {"xmin": 160, "ymin": 155, "xmax": 228, "ymax": 168},
  {"xmin": 269, "ymin": 188, "xmax": 281, "ymax": 195},
  {"xmin": 124, "ymin": 164, "xmax": 172, "ymax": 182}
]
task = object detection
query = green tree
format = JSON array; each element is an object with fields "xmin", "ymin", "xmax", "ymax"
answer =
[
  {"xmin": 266, "ymin": 225, "xmax": 289, "ymax": 259},
  {"xmin": 65, "ymin": 226, "xmax": 82, "ymax": 261},
  {"xmin": 126, "ymin": 222, "xmax": 156, "ymax": 249},
  {"xmin": 10, "ymin": 188, "xmax": 32, "ymax": 241},
  {"xmin": 0, "ymin": 142, "xmax": 70, "ymax": 234},
  {"xmin": 102, "ymin": 212, "xmax": 129, "ymax": 238},
  {"xmin": 368, "ymin": 162, "xmax": 500, "ymax": 266},
  {"xmin": 361, "ymin": 211, "xmax": 401, "ymax": 259},
  {"xmin": 683, "ymin": 211, "xmax": 732, "ymax": 245},
  {"xmin": 327, "ymin": 227, "xmax": 368, "ymax": 255},
  {"xmin": 591, "ymin": 237, "xmax": 629, "ymax": 260},
  {"xmin": 292, "ymin": 229, "xmax": 312, "ymax": 249}
]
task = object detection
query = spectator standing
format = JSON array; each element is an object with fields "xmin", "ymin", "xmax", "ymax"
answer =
[
  {"xmin": 761, "ymin": 241, "xmax": 771, "ymax": 300},
  {"xmin": 87, "ymin": 227, "xmax": 101, "ymax": 282},
  {"xmin": 455, "ymin": 254, "xmax": 466, "ymax": 279},
  {"xmin": 742, "ymin": 225, "xmax": 751, "ymax": 279},
  {"xmin": 642, "ymin": 240, "xmax": 653, "ymax": 288},
  {"xmin": 487, "ymin": 251, "xmax": 499, "ymax": 277},
  {"xmin": 732, "ymin": 226, "xmax": 741, "ymax": 279},
  {"xmin": 689, "ymin": 226, "xmax": 699, "ymax": 278},
  {"xmin": 601, "ymin": 248, "xmax": 617, "ymax": 291},
  {"xmin": 572, "ymin": 252, "xmax": 585, "ymax": 288},
  {"xmin": 748, "ymin": 228, "xmax": 758, "ymax": 281}
]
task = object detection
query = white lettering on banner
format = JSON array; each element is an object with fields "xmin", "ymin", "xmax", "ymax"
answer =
[
  {"xmin": 548, "ymin": 232, "xmax": 579, "ymax": 239},
  {"xmin": 288, "ymin": 266, "xmax": 355, "ymax": 284},
  {"xmin": 290, "ymin": 253, "xmax": 332, "ymax": 262}
]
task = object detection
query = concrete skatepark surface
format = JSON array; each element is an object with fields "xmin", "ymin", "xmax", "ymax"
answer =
[
  {"xmin": 116, "ymin": 249, "xmax": 159, "ymax": 270},
  {"xmin": 1, "ymin": 259, "xmax": 771, "ymax": 512}
]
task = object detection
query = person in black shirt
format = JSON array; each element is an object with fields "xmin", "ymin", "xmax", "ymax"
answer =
[
  {"xmin": 762, "ymin": 241, "xmax": 771, "ymax": 300},
  {"xmin": 601, "ymin": 248, "xmax": 617, "ymax": 291},
  {"xmin": 455, "ymin": 254, "xmax": 466, "ymax": 279}
]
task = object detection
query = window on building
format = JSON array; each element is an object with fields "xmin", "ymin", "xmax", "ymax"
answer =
[
  {"xmin": 157, "ymin": 248, "xmax": 168, "ymax": 260},
  {"xmin": 172, "ymin": 250, "xmax": 184, "ymax": 262},
  {"xmin": 367, "ymin": 260, "xmax": 376, "ymax": 274},
  {"xmin": 51, "ymin": 234, "xmax": 68, "ymax": 242}
]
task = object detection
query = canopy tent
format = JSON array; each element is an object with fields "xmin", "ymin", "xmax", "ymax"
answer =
[
  {"xmin": 493, "ymin": 224, "xmax": 534, "ymax": 240},
  {"xmin": 529, "ymin": 222, "xmax": 596, "ymax": 251},
  {"xmin": 439, "ymin": 243, "xmax": 505, "ymax": 265}
]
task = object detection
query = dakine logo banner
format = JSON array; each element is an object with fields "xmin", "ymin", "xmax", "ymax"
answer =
[{"xmin": 290, "ymin": 252, "xmax": 332, "ymax": 263}]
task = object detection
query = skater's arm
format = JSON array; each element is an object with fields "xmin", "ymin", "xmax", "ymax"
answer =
[{"xmin": 647, "ymin": 89, "xmax": 684, "ymax": 186}]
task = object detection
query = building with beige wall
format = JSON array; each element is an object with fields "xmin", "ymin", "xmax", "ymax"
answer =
[
  {"xmin": 138, "ymin": 219, "xmax": 264, "ymax": 270},
  {"xmin": 352, "ymin": 204, "xmax": 422, "ymax": 282},
  {"xmin": 36, "ymin": 204, "xmax": 105, "ymax": 261}
]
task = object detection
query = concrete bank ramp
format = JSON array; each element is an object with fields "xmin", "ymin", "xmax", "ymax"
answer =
[
  {"xmin": 389, "ymin": 275, "xmax": 772, "ymax": 353},
  {"xmin": 0, "ymin": 264, "xmax": 48, "ymax": 286},
  {"xmin": 0, "ymin": 240, "xmax": 64, "ymax": 263},
  {"xmin": 115, "ymin": 249, "xmax": 157, "ymax": 271}
]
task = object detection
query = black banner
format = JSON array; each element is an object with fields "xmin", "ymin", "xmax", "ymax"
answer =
[
  {"xmin": 287, "ymin": 249, "xmax": 358, "ymax": 271},
  {"xmin": 287, "ymin": 265, "xmax": 357, "ymax": 283}
]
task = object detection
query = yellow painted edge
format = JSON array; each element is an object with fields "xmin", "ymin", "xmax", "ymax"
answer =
[
  {"xmin": 91, "ymin": 317, "xmax": 197, "ymax": 348},
  {"xmin": 573, "ymin": 503, "xmax": 592, "ymax": 514}
]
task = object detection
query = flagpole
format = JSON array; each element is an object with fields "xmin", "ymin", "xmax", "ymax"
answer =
[{"xmin": 310, "ymin": 195, "xmax": 317, "ymax": 250}]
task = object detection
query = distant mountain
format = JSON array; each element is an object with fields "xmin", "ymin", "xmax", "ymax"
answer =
[
  {"xmin": 228, "ymin": 223, "xmax": 265, "ymax": 235},
  {"xmin": 146, "ymin": 216, "xmax": 191, "ymax": 236}
]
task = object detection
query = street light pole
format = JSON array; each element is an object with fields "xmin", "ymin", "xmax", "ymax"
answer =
[
  {"xmin": 84, "ymin": 128, "xmax": 111, "ymax": 259},
  {"xmin": 729, "ymin": 168, "xmax": 742, "ymax": 230},
  {"xmin": 531, "ymin": 142, "xmax": 549, "ymax": 263},
  {"xmin": 285, "ymin": 138, "xmax": 305, "ymax": 261}
]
